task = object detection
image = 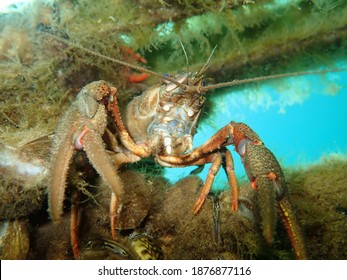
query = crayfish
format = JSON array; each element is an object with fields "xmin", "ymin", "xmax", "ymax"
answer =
[{"xmin": 48, "ymin": 35, "xmax": 308, "ymax": 259}]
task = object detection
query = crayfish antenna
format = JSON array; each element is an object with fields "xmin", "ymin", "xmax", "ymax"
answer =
[
  {"xmin": 200, "ymin": 68, "xmax": 347, "ymax": 92},
  {"xmin": 178, "ymin": 39, "xmax": 190, "ymax": 74},
  {"xmin": 196, "ymin": 45, "xmax": 218, "ymax": 78}
]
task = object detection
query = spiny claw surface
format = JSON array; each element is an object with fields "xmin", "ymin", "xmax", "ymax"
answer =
[
  {"xmin": 239, "ymin": 138, "xmax": 286, "ymax": 244},
  {"xmin": 256, "ymin": 176, "xmax": 277, "ymax": 244},
  {"xmin": 49, "ymin": 81, "xmax": 123, "ymax": 222},
  {"xmin": 49, "ymin": 105, "xmax": 82, "ymax": 221}
]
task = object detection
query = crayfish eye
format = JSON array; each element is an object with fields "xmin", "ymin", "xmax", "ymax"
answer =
[{"xmin": 163, "ymin": 73, "xmax": 171, "ymax": 84}]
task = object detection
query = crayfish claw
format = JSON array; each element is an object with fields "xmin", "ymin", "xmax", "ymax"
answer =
[{"xmin": 230, "ymin": 122, "xmax": 307, "ymax": 258}]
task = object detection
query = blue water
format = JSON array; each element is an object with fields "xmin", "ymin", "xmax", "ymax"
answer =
[
  {"xmin": 0, "ymin": 0, "xmax": 28, "ymax": 11},
  {"xmin": 165, "ymin": 67, "xmax": 347, "ymax": 190}
]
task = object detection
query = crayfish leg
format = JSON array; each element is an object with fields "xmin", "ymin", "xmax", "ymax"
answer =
[
  {"xmin": 224, "ymin": 149, "xmax": 239, "ymax": 211},
  {"xmin": 110, "ymin": 192, "xmax": 118, "ymax": 240},
  {"xmin": 70, "ymin": 190, "xmax": 80, "ymax": 259},
  {"xmin": 193, "ymin": 153, "xmax": 223, "ymax": 214}
]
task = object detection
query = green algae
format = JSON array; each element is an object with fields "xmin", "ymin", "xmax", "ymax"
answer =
[{"xmin": 285, "ymin": 156, "xmax": 347, "ymax": 259}]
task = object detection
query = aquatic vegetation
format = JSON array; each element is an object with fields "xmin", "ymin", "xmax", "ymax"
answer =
[
  {"xmin": 0, "ymin": 220, "xmax": 30, "ymax": 259},
  {"xmin": 0, "ymin": 138, "xmax": 50, "ymax": 219},
  {"xmin": 147, "ymin": 175, "xmax": 260, "ymax": 259},
  {"xmin": 285, "ymin": 156, "xmax": 347, "ymax": 260}
]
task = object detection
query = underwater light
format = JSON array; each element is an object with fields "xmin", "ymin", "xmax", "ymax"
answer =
[{"xmin": 0, "ymin": 0, "xmax": 30, "ymax": 12}]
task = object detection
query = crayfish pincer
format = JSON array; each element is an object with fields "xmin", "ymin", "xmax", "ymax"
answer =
[
  {"xmin": 230, "ymin": 122, "xmax": 307, "ymax": 259},
  {"xmin": 49, "ymin": 81, "xmax": 124, "ymax": 258}
]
